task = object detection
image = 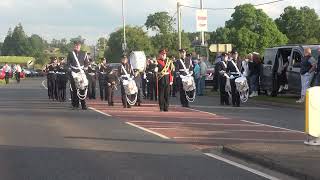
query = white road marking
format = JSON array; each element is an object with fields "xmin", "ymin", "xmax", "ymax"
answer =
[
  {"xmin": 115, "ymin": 114, "xmax": 230, "ymax": 119},
  {"xmin": 149, "ymin": 128, "xmax": 295, "ymax": 133},
  {"xmin": 240, "ymin": 120, "xmax": 304, "ymax": 134},
  {"xmin": 186, "ymin": 107, "xmax": 217, "ymax": 116},
  {"xmin": 204, "ymin": 153, "xmax": 280, "ymax": 180},
  {"xmin": 88, "ymin": 107, "xmax": 112, "ymax": 117},
  {"xmin": 130, "ymin": 121, "xmax": 263, "ymax": 126},
  {"xmin": 41, "ymin": 80, "xmax": 48, "ymax": 89},
  {"xmin": 174, "ymin": 137, "xmax": 303, "ymax": 142},
  {"xmin": 126, "ymin": 122, "xmax": 170, "ymax": 139}
]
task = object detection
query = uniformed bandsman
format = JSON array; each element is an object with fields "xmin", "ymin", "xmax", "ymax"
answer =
[
  {"xmin": 98, "ymin": 58, "xmax": 108, "ymax": 101},
  {"xmin": 157, "ymin": 49, "xmax": 174, "ymax": 112},
  {"xmin": 67, "ymin": 40, "xmax": 89, "ymax": 110},
  {"xmin": 105, "ymin": 64, "xmax": 118, "ymax": 106},
  {"xmin": 217, "ymin": 53, "xmax": 230, "ymax": 106},
  {"xmin": 56, "ymin": 57, "xmax": 68, "ymax": 102},
  {"xmin": 146, "ymin": 58, "xmax": 158, "ymax": 101},
  {"xmin": 226, "ymin": 49, "xmax": 241, "ymax": 107},
  {"xmin": 118, "ymin": 55, "xmax": 134, "ymax": 108},
  {"xmin": 45, "ymin": 57, "xmax": 58, "ymax": 100},
  {"xmin": 87, "ymin": 58, "xmax": 98, "ymax": 99},
  {"xmin": 176, "ymin": 49, "xmax": 194, "ymax": 108}
]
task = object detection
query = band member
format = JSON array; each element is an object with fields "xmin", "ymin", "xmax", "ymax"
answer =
[
  {"xmin": 56, "ymin": 57, "xmax": 68, "ymax": 102},
  {"xmin": 87, "ymin": 58, "xmax": 98, "ymax": 99},
  {"xmin": 118, "ymin": 55, "xmax": 134, "ymax": 108},
  {"xmin": 157, "ymin": 49, "xmax": 174, "ymax": 112},
  {"xmin": 14, "ymin": 64, "xmax": 22, "ymax": 83},
  {"xmin": 134, "ymin": 69, "xmax": 142, "ymax": 106},
  {"xmin": 146, "ymin": 58, "xmax": 158, "ymax": 101},
  {"xmin": 171, "ymin": 57, "xmax": 178, "ymax": 97},
  {"xmin": 98, "ymin": 58, "xmax": 108, "ymax": 101},
  {"xmin": 105, "ymin": 64, "xmax": 117, "ymax": 106},
  {"xmin": 227, "ymin": 49, "xmax": 241, "ymax": 107},
  {"xmin": 3, "ymin": 62, "xmax": 11, "ymax": 84},
  {"xmin": 176, "ymin": 49, "xmax": 194, "ymax": 107},
  {"xmin": 217, "ymin": 53, "xmax": 230, "ymax": 105},
  {"xmin": 67, "ymin": 40, "xmax": 89, "ymax": 110},
  {"xmin": 44, "ymin": 57, "xmax": 58, "ymax": 100}
]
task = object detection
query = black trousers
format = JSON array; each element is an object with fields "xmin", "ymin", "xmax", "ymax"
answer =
[
  {"xmin": 88, "ymin": 75, "xmax": 96, "ymax": 99},
  {"xmin": 147, "ymin": 74, "xmax": 157, "ymax": 101},
  {"xmin": 47, "ymin": 73, "xmax": 56, "ymax": 100},
  {"xmin": 70, "ymin": 76, "xmax": 86, "ymax": 108},
  {"xmin": 158, "ymin": 76, "xmax": 170, "ymax": 111},
  {"xmin": 230, "ymin": 79, "xmax": 240, "ymax": 107},
  {"xmin": 178, "ymin": 77, "xmax": 189, "ymax": 107},
  {"xmin": 99, "ymin": 79, "xmax": 108, "ymax": 101},
  {"xmin": 279, "ymin": 70, "xmax": 288, "ymax": 86},
  {"xmin": 121, "ymin": 83, "xmax": 131, "ymax": 108},
  {"xmin": 15, "ymin": 72, "xmax": 20, "ymax": 83},
  {"xmin": 171, "ymin": 76, "xmax": 178, "ymax": 96},
  {"xmin": 106, "ymin": 84, "xmax": 114, "ymax": 105},
  {"xmin": 5, "ymin": 72, "xmax": 10, "ymax": 84},
  {"xmin": 219, "ymin": 77, "xmax": 229, "ymax": 105},
  {"xmin": 141, "ymin": 78, "xmax": 147, "ymax": 98},
  {"xmin": 57, "ymin": 74, "xmax": 67, "ymax": 102}
]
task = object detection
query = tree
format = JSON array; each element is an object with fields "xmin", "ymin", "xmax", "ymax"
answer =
[
  {"xmin": 275, "ymin": 6, "xmax": 320, "ymax": 44},
  {"xmin": 29, "ymin": 34, "xmax": 45, "ymax": 56},
  {"xmin": 105, "ymin": 26, "xmax": 153, "ymax": 62},
  {"xmin": 10, "ymin": 23, "xmax": 32, "ymax": 56},
  {"xmin": 145, "ymin": 12, "xmax": 175, "ymax": 34},
  {"xmin": 1, "ymin": 28, "xmax": 14, "ymax": 56},
  {"xmin": 210, "ymin": 4, "xmax": 288, "ymax": 55},
  {"xmin": 96, "ymin": 37, "xmax": 108, "ymax": 58}
]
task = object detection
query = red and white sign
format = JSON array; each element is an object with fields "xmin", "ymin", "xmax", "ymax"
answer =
[{"xmin": 196, "ymin": 9, "xmax": 208, "ymax": 32}]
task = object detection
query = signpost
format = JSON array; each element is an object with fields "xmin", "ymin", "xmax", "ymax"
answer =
[{"xmin": 196, "ymin": 9, "xmax": 208, "ymax": 32}]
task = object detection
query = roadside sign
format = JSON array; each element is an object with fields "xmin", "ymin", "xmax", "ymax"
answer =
[
  {"xmin": 196, "ymin": 9, "xmax": 208, "ymax": 32},
  {"xmin": 209, "ymin": 44, "xmax": 232, "ymax": 53}
]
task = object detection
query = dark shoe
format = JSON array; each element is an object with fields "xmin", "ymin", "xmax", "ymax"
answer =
[
  {"xmin": 164, "ymin": 109, "xmax": 168, "ymax": 112},
  {"xmin": 82, "ymin": 106, "xmax": 88, "ymax": 110}
]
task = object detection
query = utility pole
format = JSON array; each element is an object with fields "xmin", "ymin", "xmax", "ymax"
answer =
[
  {"xmin": 122, "ymin": 0, "xmax": 127, "ymax": 53},
  {"xmin": 177, "ymin": 2, "xmax": 182, "ymax": 49},
  {"xmin": 200, "ymin": 0, "xmax": 205, "ymax": 46}
]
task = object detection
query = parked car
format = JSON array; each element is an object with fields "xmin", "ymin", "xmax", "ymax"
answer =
[
  {"xmin": 260, "ymin": 44, "xmax": 319, "ymax": 96},
  {"xmin": 23, "ymin": 69, "xmax": 32, "ymax": 77}
]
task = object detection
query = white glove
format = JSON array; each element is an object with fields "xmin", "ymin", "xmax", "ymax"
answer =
[
  {"xmin": 108, "ymin": 83, "xmax": 111, "ymax": 86},
  {"xmin": 170, "ymin": 82, "xmax": 173, "ymax": 85},
  {"xmin": 154, "ymin": 67, "xmax": 158, "ymax": 72},
  {"xmin": 230, "ymin": 75, "xmax": 234, "ymax": 79}
]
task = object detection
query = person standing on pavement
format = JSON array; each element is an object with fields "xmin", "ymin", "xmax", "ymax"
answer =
[
  {"xmin": 157, "ymin": 49, "xmax": 174, "ymax": 112},
  {"xmin": 315, "ymin": 47, "xmax": 320, "ymax": 86},
  {"xmin": 193, "ymin": 60, "xmax": 201, "ymax": 96},
  {"xmin": 118, "ymin": 55, "xmax": 135, "ymax": 108},
  {"xmin": 218, "ymin": 53, "xmax": 230, "ymax": 106},
  {"xmin": 67, "ymin": 40, "xmax": 90, "ymax": 110},
  {"xmin": 227, "ymin": 49, "xmax": 242, "ymax": 107},
  {"xmin": 199, "ymin": 56, "xmax": 208, "ymax": 96},
  {"xmin": 3, "ymin": 62, "xmax": 11, "ymax": 84},
  {"xmin": 44, "ymin": 57, "xmax": 58, "ymax": 100},
  {"xmin": 176, "ymin": 49, "xmax": 194, "ymax": 107},
  {"xmin": 248, "ymin": 52, "xmax": 261, "ymax": 98},
  {"xmin": 296, "ymin": 48, "xmax": 317, "ymax": 103},
  {"xmin": 14, "ymin": 64, "xmax": 22, "ymax": 83},
  {"xmin": 87, "ymin": 58, "xmax": 98, "ymax": 100},
  {"xmin": 98, "ymin": 58, "xmax": 108, "ymax": 101}
]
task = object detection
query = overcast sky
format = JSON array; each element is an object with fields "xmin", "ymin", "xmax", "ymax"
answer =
[{"xmin": 0, "ymin": 0, "xmax": 319, "ymax": 45}]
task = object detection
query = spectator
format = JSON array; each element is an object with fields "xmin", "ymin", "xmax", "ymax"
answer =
[
  {"xmin": 315, "ymin": 47, "xmax": 320, "ymax": 86},
  {"xmin": 249, "ymin": 53, "xmax": 260, "ymax": 97},
  {"xmin": 278, "ymin": 56, "xmax": 289, "ymax": 92},
  {"xmin": 199, "ymin": 56, "xmax": 208, "ymax": 96},
  {"xmin": 296, "ymin": 48, "xmax": 317, "ymax": 103},
  {"xmin": 193, "ymin": 60, "xmax": 201, "ymax": 95},
  {"xmin": 241, "ymin": 53, "xmax": 251, "ymax": 78}
]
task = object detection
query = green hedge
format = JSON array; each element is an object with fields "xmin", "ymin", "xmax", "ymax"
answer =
[{"xmin": 0, "ymin": 56, "xmax": 35, "ymax": 64}]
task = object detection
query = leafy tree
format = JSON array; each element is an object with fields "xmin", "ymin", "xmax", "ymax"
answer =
[
  {"xmin": 105, "ymin": 26, "xmax": 153, "ymax": 62},
  {"xmin": 275, "ymin": 6, "xmax": 320, "ymax": 44},
  {"xmin": 1, "ymin": 28, "xmax": 14, "ymax": 56},
  {"xmin": 96, "ymin": 37, "xmax": 108, "ymax": 59},
  {"xmin": 10, "ymin": 23, "xmax": 32, "ymax": 56},
  {"xmin": 145, "ymin": 12, "xmax": 175, "ymax": 34},
  {"xmin": 210, "ymin": 4, "xmax": 288, "ymax": 55}
]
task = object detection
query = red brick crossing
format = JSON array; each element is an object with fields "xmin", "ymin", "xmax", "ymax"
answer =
[{"xmin": 88, "ymin": 99, "xmax": 305, "ymax": 150}]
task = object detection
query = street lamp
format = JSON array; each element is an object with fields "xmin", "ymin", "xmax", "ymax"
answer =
[{"xmin": 122, "ymin": 0, "xmax": 127, "ymax": 53}]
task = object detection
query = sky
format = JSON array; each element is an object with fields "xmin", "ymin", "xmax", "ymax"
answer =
[{"xmin": 0, "ymin": 0, "xmax": 319, "ymax": 45}]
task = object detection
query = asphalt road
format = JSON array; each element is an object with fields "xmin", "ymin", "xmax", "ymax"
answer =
[{"xmin": 0, "ymin": 78, "xmax": 299, "ymax": 180}]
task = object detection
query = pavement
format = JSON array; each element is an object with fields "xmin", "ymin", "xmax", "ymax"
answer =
[
  {"xmin": 0, "ymin": 78, "xmax": 281, "ymax": 180},
  {"xmin": 222, "ymin": 143, "xmax": 320, "ymax": 180}
]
